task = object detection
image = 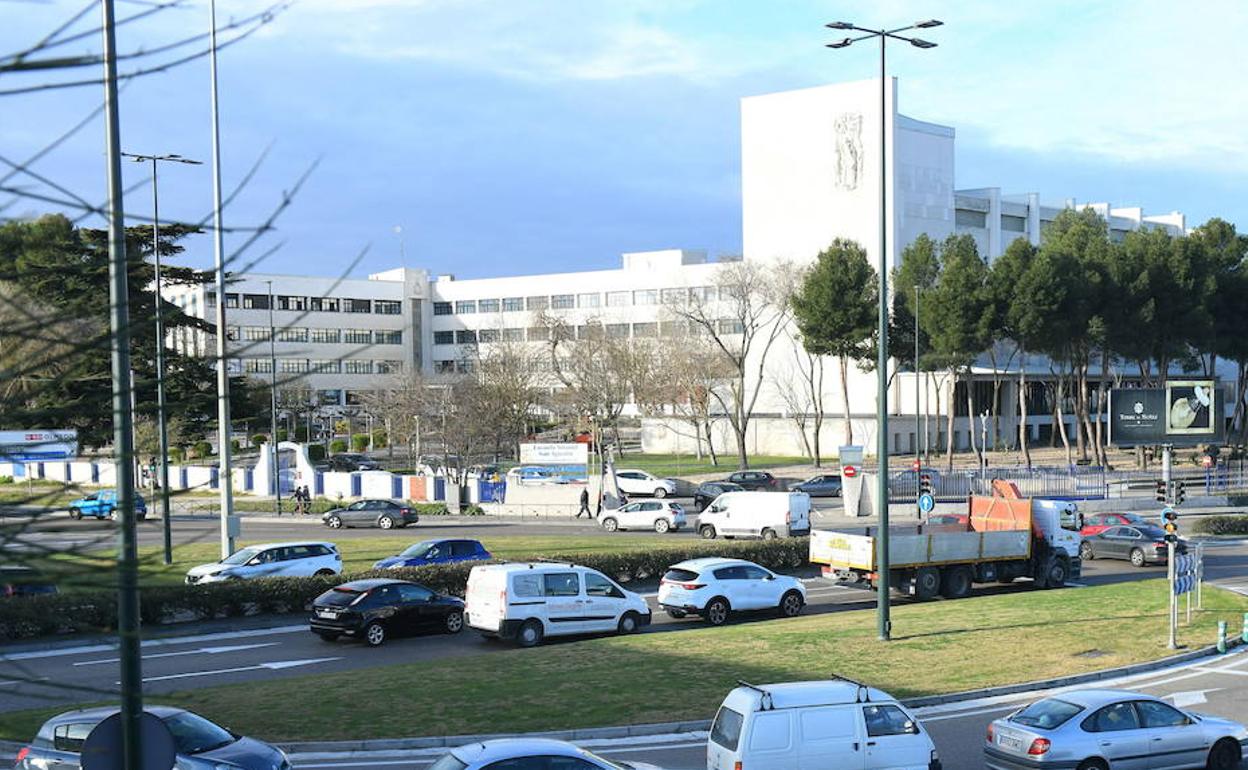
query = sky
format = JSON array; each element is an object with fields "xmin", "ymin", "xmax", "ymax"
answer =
[{"xmin": 3, "ymin": 0, "xmax": 1247, "ymax": 280}]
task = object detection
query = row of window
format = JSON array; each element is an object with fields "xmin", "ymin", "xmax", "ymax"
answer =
[
  {"xmin": 432, "ymin": 286, "xmax": 726, "ymax": 317},
  {"xmin": 432, "ymin": 319, "xmax": 741, "ymax": 345},
  {"xmin": 209, "ymin": 292, "xmax": 402, "ymax": 315},
  {"xmin": 241, "ymin": 359, "xmax": 402, "ymax": 375},
  {"xmin": 227, "ymin": 327, "xmax": 403, "ymax": 345}
]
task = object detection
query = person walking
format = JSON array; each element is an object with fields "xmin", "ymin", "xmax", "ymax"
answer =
[{"xmin": 576, "ymin": 487, "xmax": 592, "ymax": 518}]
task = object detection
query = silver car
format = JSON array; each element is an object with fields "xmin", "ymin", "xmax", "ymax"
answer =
[
  {"xmin": 429, "ymin": 738, "xmax": 662, "ymax": 769},
  {"xmin": 984, "ymin": 689, "xmax": 1248, "ymax": 770}
]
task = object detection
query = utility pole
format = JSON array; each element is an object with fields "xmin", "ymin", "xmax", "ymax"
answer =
[
  {"xmin": 266, "ymin": 280, "xmax": 281, "ymax": 514},
  {"xmin": 914, "ymin": 285, "xmax": 921, "ymax": 508}
]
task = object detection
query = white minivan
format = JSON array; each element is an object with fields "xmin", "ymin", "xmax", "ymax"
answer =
[
  {"xmin": 697, "ymin": 491, "xmax": 811, "ymax": 540},
  {"xmin": 464, "ymin": 562, "xmax": 652, "ymax": 647},
  {"xmin": 708, "ymin": 680, "xmax": 941, "ymax": 770}
]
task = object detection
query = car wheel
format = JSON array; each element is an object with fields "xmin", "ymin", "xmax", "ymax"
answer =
[
  {"xmin": 315, "ymin": 631, "xmax": 339, "ymax": 642},
  {"xmin": 1079, "ymin": 541, "xmax": 1094, "ymax": 560},
  {"xmin": 314, "ymin": 569, "xmax": 335, "ymax": 577},
  {"xmin": 1076, "ymin": 760, "xmax": 1109, "ymax": 770},
  {"xmin": 761, "ymin": 528, "xmax": 777, "ymax": 541},
  {"xmin": 601, "ymin": 517, "xmax": 619, "ymax": 532},
  {"xmin": 1129, "ymin": 548, "xmax": 1146, "ymax": 568},
  {"xmin": 364, "ymin": 621, "xmax": 386, "ymax": 647},
  {"xmin": 517, "ymin": 619, "xmax": 543, "ymax": 647},
  {"xmin": 1206, "ymin": 738, "xmax": 1241, "ymax": 770},
  {"xmin": 704, "ymin": 597, "xmax": 730, "ymax": 626},
  {"xmin": 699, "ymin": 524, "xmax": 716, "ymax": 539},
  {"xmin": 913, "ymin": 567, "xmax": 941, "ymax": 601},
  {"xmin": 108, "ymin": 508, "xmax": 118, "ymax": 521},
  {"xmin": 666, "ymin": 609, "xmax": 687, "ymax": 619},
  {"xmin": 779, "ymin": 590, "xmax": 803, "ymax": 618},
  {"xmin": 617, "ymin": 611, "xmax": 640, "ymax": 635},
  {"xmin": 940, "ymin": 565, "xmax": 973, "ymax": 599},
  {"xmin": 444, "ymin": 610, "xmax": 464, "ymax": 634},
  {"xmin": 69, "ymin": 507, "xmax": 81, "ymax": 520},
  {"xmin": 325, "ymin": 515, "xmax": 342, "ymax": 529},
  {"xmin": 653, "ymin": 488, "xmax": 667, "ymax": 499},
  {"xmin": 654, "ymin": 518, "xmax": 670, "ymax": 534},
  {"xmin": 378, "ymin": 515, "xmax": 395, "ymax": 530}
]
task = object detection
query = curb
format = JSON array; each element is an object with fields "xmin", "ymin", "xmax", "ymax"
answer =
[{"xmin": 276, "ymin": 639, "xmax": 1243, "ymax": 756}]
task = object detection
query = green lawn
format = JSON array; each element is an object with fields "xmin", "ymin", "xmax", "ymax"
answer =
[{"xmin": 2, "ymin": 581, "xmax": 1242, "ymax": 743}]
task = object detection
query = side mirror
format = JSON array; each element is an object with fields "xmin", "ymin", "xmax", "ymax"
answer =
[{"xmin": 765, "ymin": 574, "xmax": 776, "ymax": 581}]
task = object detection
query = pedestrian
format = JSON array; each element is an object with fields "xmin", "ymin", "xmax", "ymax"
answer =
[
  {"xmin": 293, "ymin": 486, "xmax": 304, "ymax": 515},
  {"xmin": 300, "ymin": 486, "xmax": 311, "ymax": 515},
  {"xmin": 577, "ymin": 487, "xmax": 591, "ymax": 518}
]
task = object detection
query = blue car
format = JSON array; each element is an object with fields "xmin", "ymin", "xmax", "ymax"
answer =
[
  {"xmin": 68, "ymin": 489, "xmax": 147, "ymax": 521},
  {"xmin": 373, "ymin": 539, "xmax": 491, "ymax": 570}
]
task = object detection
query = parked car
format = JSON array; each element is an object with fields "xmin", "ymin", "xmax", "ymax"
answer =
[
  {"xmin": 373, "ymin": 539, "xmax": 491, "ymax": 569},
  {"xmin": 614, "ymin": 469, "xmax": 678, "ymax": 498},
  {"xmin": 693, "ymin": 481, "xmax": 744, "ymax": 512},
  {"xmin": 67, "ymin": 489, "xmax": 146, "ymax": 521},
  {"xmin": 430, "ymin": 738, "xmax": 661, "ymax": 770},
  {"xmin": 326, "ymin": 453, "xmax": 381, "ymax": 472},
  {"xmin": 792, "ymin": 473, "xmax": 842, "ymax": 498},
  {"xmin": 984, "ymin": 689, "xmax": 1247, "ymax": 770},
  {"xmin": 1080, "ymin": 511, "xmax": 1150, "ymax": 537},
  {"xmin": 185, "ymin": 541, "xmax": 341, "ymax": 584},
  {"xmin": 310, "ymin": 578, "xmax": 464, "ymax": 645},
  {"xmin": 1079, "ymin": 525, "xmax": 1187, "ymax": 566},
  {"xmin": 725, "ymin": 470, "xmax": 779, "ymax": 490},
  {"xmin": 465, "ymin": 562, "xmax": 651, "ymax": 647},
  {"xmin": 696, "ymin": 490, "xmax": 811, "ymax": 540},
  {"xmin": 658, "ymin": 557, "xmax": 806, "ymax": 625},
  {"xmin": 13, "ymin": 706, "xmax": 290, "ymax": 770},
  {"xmin": 321, "ymin": 499, "xmax": 419, "ymax": 530},
  {"xmin": 708, "ymin": 679, "xmax": 940, "ymax": 770},
  {"xmin": 599, "ymin": 500, "xmax": 686, "ymax": 533},
  {"xmin": 0, "ymin": 565, "xmax": 57, "ymax": 598}
]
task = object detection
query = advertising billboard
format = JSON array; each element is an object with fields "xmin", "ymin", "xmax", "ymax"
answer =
[
  {"xmin": 1108, "ymin": 381, "xmax": 1225, "ymax": 447},
  {"xmin": 517, "ymin": 442, "xmax": 589, "ymax": 483},
  {"xmin": 0, "ymin": 430, "xmax": 80, "ymax": 461}
]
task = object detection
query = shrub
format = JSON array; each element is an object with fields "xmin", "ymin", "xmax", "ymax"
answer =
[
  {"xmin": 307, "ymin": 444, "xmax": 326, "ymax": 462},
  {"xmin": 1193, "ymin": 515, "xmax": 1248, "ymax": 536},
  {"xmin": 371, "ymin": 430, "xmax": 387, "ymax": 449},
  {"xmin": 192, "ymin": 441, "xmax": 213, "ymax": 459},
  {"xmin": 277, "ymin": 429, "xmax": 289, "ymax": 443},
  {"xmin": 0, "ymin": 475, "xmax": 12, "ymax": 484},
  {"xmin": 329, "ymin": 439, "xmax": 348, "ymax": 454},
  {"xmin": 351, "ymin": 434, "xmax": 369, "ymax": 452},
  {"xmin": 294, "ymin": 427, "xmax": 309, "ymax": 442},
  {"xmin": 230, "ymin": 440, "xmax": 241, "ymax": 452},
  {"xmin": 251, "ymin": 433, "xmax": 267, "ymax": 448},
  {"xmin": 168, "ymin": 447, "xmax": 185, "ymax": 464}
]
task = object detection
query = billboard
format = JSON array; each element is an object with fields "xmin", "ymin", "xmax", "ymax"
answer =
[
  {"xmin": 1108, "ymin": 381, "xmax": 1226, "ymax": 447},
  {"xmin": 0, "ymin": 430, "xmax": 80, "ymax": 461},
  {"xmin": 517, "ymin": 442, "xmax": 589, "ymax": 483}
]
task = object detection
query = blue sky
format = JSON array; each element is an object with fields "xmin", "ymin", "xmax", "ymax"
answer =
[{"xmin": 4, "ymin": 0, "xmax": 1247, "ymax": 279}]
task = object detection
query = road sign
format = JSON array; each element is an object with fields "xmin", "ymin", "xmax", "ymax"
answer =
[
  {"xmin": 81, "ymin": 712, "xmax": 175, "ymax": 770},
  {"xmin": 843, "ymin": 465, "xmax": 858, "ymax": 478},
  {"xmin": 917, "ymin": 493, "xmax": 935, "ymax": 513}
]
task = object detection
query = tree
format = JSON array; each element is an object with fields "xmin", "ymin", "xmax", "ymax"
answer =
[
  {"xmin": 893, "ymin": 234, "xmax": 941, "ymax": 461},
  {"xmin": 360, "ymin": 372, "xmax": 428, "ymax": 468},
  {"xmin": 990, "ymin": 237, "xmax": 1039, "ymax": 466},
  {"xmin": 651, "ymin": 329, "xmax": 731, "ymax": 464},
  {"xmin": 790, "ymin": 239, "xmax": 876, "ymax": 449},
  {"xmin": 475, "ymin": 337, "xmax": 547, "ymax": 459}
]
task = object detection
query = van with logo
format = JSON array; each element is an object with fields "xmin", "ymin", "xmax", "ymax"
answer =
[{"xmin": 696, "ymin": 491, "xmax": 811, "ymax": 540}]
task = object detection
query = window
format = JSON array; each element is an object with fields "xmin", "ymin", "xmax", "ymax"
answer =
[
  {"xmin": 206, "ymin": 291, "xmax": 217, "ymax": 306},
  {"xmin": 542, "ymin": 572, "xmax": 580, "ymax": 596},
  {"xmin": 661, "ymin": 288, "xmax": 687, "ymax": 304},
  {"xmin": 606, "ymin": 323, "xmax": 629, "ymax": 339},
  {"xmin": 632, "ymin": 322, "xmax": 657, "ymax": 338},
  {"xmin": 584, "ymin": 573, "xmax": 623, "ymax": 598},
  {"xmin": 527, "ymin": 327, "xmax": 549, "ymax": 342},
  {"xmin": 710, "ymin": 707, "xmax": 744, "ymax": 751},
  {"xmin": 375, "ymin": 330, "xmax": 402, "ymax": 345},
  {"xmin": 345, "ymin": 298, "xmax": 372, "ymax": 313},
  {"xmin": 375, "ymin": 300, "xmax": 401, "ymax": 315},
  {"xmin": 456, "ymin": 330, "xmax": 477, "ymax": 344},
  {"xmin": 280, "ymin": 359, "xmax": 309, "ymax": 373},
  {"xmin": 741, "ymin": 565, "xmax": 771, "ymax": 581},
  {"xmin": 276, "ymin": 327, "xmax": 308, "ymax": 342},
  {"xmin": 224, "ymin": 293, "xmax": 239, "ymax": 308},
  {"xmin": 435, "ymin": 360, "xmax": 455, "ymax": 374},
  {"xmin": 243, "ymin": 359, "xmax": 273, "ymax": 373},
  {"xmin": 242, "ymin": 293, "xmax": 270, "ymax": 310},
  {"xmin": 478, "ymin": 328, "xmax": 500, "ymax": 343},
  {"xmin": 433, "ymin": 302, "xmax": 453, "ymax": 316},
  {"xmin": 241, "ymin": 326, "xmax": 270, "ymax": 342},
  {"xmin": 690, "ymin": 286, "xmax": 715, "ymax": 302},
  {"xmin": 512, "ymin": 573, "xmax": 541, "ymax": 597},
  {"xmin": 526, "ymin": 295, "xmax": 549, "ymax": 311},
  {"xmin": 478, "ymin": 298, "xmax": 500, "ymax": 313},
  {"xmin": 277, "ymin": 295, "xmax": 308, "ymax": 311},
  {"xmin": 162, "ymin": 711, "xmax": 237, "ymax": 756},
  {"xmin": 398, "ymin": 584, "xmax": 434, "ymax": 603},
  {"xmin": 713, "ymin": 566, "xmax": 748, "ymax": 580},
  {"xmin": 577, "ymin": 324, "xmax": 603, "ymax": 340},
  {"xmin": 53, "ymin": 723, "xmax": 93, "ymax": 753},
  {"xmin": 863, "ymin": 705, "xmax": 919, "ymax": 737},
  {"xmin": 1082, "ymin": 702, "xmax": 1140, "ymax": 733},
  {"xmin": 310, "ymin": 296, "xmax": 338, "ymax": 312},
  {"xmin": 455, "ymin": 300, "xmax": 476, "ymax": 314},
  {"xmin": 956, "ymin": 209, "xmax": 987, "ymax": 228},
  {"xmin": 551, "ymin": 294, "xmax": 574, "ymax": 310},
  {"xmin": 717, "ymin": 319, "xmax": 745, "ymax": 335},
  {"xmin": 344, "ymin": 329, "xmax": 372, "ymax": 345},
  {"xmin": 318, "ymin": 389, "xmax": 342, "ymax": 405},
  {"xmin": 344, "ymin": 360, "xmax": 374, "ymax": 374},
  {"xmin": 605, "ymin": 291, "xmax": 629, "ymax": 307},
  {"xmin": 434, "ymin": 331, "xmax": 454, "ymax": 345},
  {"xmin": 633, "ymin": 289, "xmax": 657, "ymax": 305},
  {"xmin": 1001, "ymin": 214, "xmax": 1027, "ymax": 232},
  {"xmin": 577, "ymin": 292, "xmax": 600, "ymax": 309},
  {"xmin": 502, "ymin": 297, "xmax": 524, "ymax": 312},
  {"xmin": 502, "ymin": 327, "xmax": 524, "ymax": 341},
  {"xmin": 310, "ymin": 359, "xmax": 339, "ymax": 373},
  {"xmin": 1135, "ymin": 700, "xmax": 1189, "ymax": 728},
  {"xmin": 310, "ymin": 328, "xmax": 340, "ymax": 343},
  {"xmin": 376, "ymin": 360, "xmax": 402, "ymax": 374}
]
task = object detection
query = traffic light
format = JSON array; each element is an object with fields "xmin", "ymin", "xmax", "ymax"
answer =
[
  {"xmin": 1162, "ymin": 507, "xmax": 1179, "ymax": 543},
  {"xmin": 919, "ymin": 473, "xmax": 933, "ymax": 497},
  {"xmin": 1175, "ymin": 481, "xmax": 1186, "ymax": 506},
  {"xmin": 1155, "ymin": 480, "xmax": 1168, "ymax": 504}
]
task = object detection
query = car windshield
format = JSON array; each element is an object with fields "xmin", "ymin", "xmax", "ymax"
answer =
[
  {"xmin": 400, "ymin": 542, "xmax": 436, "ymax": 558},
  {"xmin": 317, "ymin": 586, "xmax": 365, "ymax": 606},
  {"xmin": 219, "ymin": 546, "xmax": 262, "ymax": 566},
  {"xmin": 663, "ymin": 568, "xmax": 700, "ymax": 582},
  {"xmin": 1010, "ymin": 698, "xmax": 1084, "ymax": 729},
  {"xmin": 161, "ymin": 711, "xmax": 236, "ymax": 755}
]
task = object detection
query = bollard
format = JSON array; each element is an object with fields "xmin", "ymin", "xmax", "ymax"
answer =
[{"xmin": 1217, "ymin": 621, "xmax": 1227, "ymax": 653}]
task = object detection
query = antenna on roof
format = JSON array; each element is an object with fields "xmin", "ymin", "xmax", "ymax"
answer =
[
  {"xmin": 831, "ymin": 673, "xmax": 871, "ymax": 702},
  {"xmin": 737, "ymin": 680, "xmax": 773, "ymax": 711}
]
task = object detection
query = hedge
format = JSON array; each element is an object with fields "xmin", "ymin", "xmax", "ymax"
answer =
[
  {"xmin": 1193, "ymin": 515, "xmax": 1248, "ymax": 536},
  {"xmin": 0, "ymin": 538, "xmax": 809, "ymax": 641}
]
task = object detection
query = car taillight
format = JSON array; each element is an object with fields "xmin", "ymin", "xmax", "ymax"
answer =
[
  {"xmin": 733, "ymin": 762, "xmax": 743, "ymax": 770},
  {"xmin": 1027, "ymin": 738, "xmax": 1051, "ymax": 756},
  {"xmin": 679, "ymin": 583, "xmax": 704, "ymax": 590},
  {"xmin": 985, "ymin": 723, "xmax": 994, "ymax": 742},
  {"xmin": 15, "ymin": 746, "xmax": 30, "ymax": 763}
]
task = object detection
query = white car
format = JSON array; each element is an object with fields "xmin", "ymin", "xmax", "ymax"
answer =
[
  {"xmin": 185, "ymin": 541, "xmax": 342, "ymax": 584},
  {"xmin": 431, "ymin": 738, "xmax": 662, "ymax": 770},
  {"xmin": 614, "ymin": 469, "xmax": 677, "ymax": 498},
  {"xmin": 658, "ymin": 557, "xmax": 806, "ymax": 625},
  {"xmin": 599, "ymin": 500, "xmax": 686, "ymax": 533}
]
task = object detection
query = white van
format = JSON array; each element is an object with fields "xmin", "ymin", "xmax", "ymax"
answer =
[
  {"xmin": 696, "ymin": 491, "xmax": 811, "ymax": 540},
  {"xmin": 708, "ymin": 680, "xmax": 941, "ymax": 770},
  {"xmin": 464, "ymin": 562, "xmax": 652, "ymax": 647}
]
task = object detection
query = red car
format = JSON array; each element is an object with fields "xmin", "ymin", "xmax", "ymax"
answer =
[{"xmin": 1080, "ymin": 511, "xmax": 1149, "ymax": 537}]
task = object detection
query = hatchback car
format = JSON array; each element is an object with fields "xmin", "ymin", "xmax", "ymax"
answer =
[
  {"xmin": 693, "ymin": 481, "xmax": 743, "ymax": 512},
  {"xmin": 322, "ymin": 499, "xmax": 419, "ymax": 529},
  {"xmin": 1079, "ymin": 524, "xmax": 1187, "ymax": 566},
  {"xmin": 373, "ymin": 539, "xmax": 492, "ymax": 569},
  {"xmin": 430, "ymin": 738, "xmax": 661, "ymax": 770},
  {"xmin": 792, "ymin": 473, "xmax": 842, "ymax": 497},
  {"xmin": 614, "ymin": 469, "xmax": 678, "ymax": 498},
  {"xmin": 310, "ymin": 578, "xmax": 465, "ymax": 646},
  {"xmin": 13, "ymin": 706, "xmax": 290, "ymax": 770},
  {"xmin": 0, "ymin": 565, "xmax": 57, "ymax": 598},
  {"xmin": 984, "ymin": 689, "xmax": 1247, "ymax": 770},
  {"xmin": 185, "ymin": 541, "xmax": 342, "ymax": 584},
  {"xmin": 67, "ymin": 489, "xmax": 146, "ymax": 521},
  {"xmin": 1080, "ymin": 511, "xmax": 1150, "ymax": 537},
  {"xmin": 658, "ymin": 557, "xmax": 806, "ymax": 625},
  {"xmin": 599, "ymin": 500, "xmax": 686, "ymax": 533},
  {"xmin": 726, "ymin": 471, "xmax": 779, "ymax": 491}
]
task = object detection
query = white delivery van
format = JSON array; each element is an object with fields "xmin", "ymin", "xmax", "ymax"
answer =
[
  {"xmin": 696, "ymin": 491, "xmax": 811, "ymax": 540},
  {"xmin": 707, "ymin": 679, "xmax": 941, "ymax": 770},
  {"xmin": 464, "ymin": 562, "xmax": 651, "ymax": 647}
]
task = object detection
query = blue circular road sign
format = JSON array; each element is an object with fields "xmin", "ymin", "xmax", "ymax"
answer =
[{"xmin": 918, "ymin": 493, "xmax": 935, "ymax": 513}]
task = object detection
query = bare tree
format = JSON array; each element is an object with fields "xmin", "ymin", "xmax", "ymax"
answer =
[
  {"xmin": 774, "ymin": 340, "xmax": 828, "ymax": 466},
  {"xmin": 647, "ymin": 328, "xmax": 730, "ymax": 463},
  {"xmin": 475, "ymin": 336, "xmax": 547, "ymax": 459}
]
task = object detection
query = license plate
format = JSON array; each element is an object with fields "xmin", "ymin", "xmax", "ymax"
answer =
[
  {"xmin": 317, "ymin": 610, "xmax": 338, "ymax": 619},
  {"xmin": 997, "ymin": 735, "xmax": 1023, "ymax": 751}
]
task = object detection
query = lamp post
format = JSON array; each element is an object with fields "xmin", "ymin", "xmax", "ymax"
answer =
[
  {"xmin": 122, "ymin": 152, "xmax": 201, "ymax": 565},
  {"xmin": 825, "ymin": 18, "xmax": 942, "ymax": 642},
  {"xmin": 265, "ymin": 280, "xmax": 281, "ymax": 514},
  {"xmin": 915, "ymin": 284, "xmax": 922, "ymax": 504}
]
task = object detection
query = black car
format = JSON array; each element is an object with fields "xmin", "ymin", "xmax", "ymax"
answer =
[
  {"xmin": 792, "ymin": 474, "xmax": 842, "ymax": 498},
  {"xmin": 692, "ymin": 481, "xmax": 744, "ymax": 512},
  {"xmin": 310, "ymin": 578, "xmax": 464, "ymax": 646},
  {"xmin": 1079, "ymin": 524, "xmax": 1188, "ymax": 567},
  {"xmin": 726, "ymin": 471, "xmax": 779, "ymax": 491},
  {"xmin": 322, "ymin": 499, "xmax": 419, "ymax": 529},
  {"xmin": 326, "ymin": 453, "xmax": 382, "ymax": 472},
  {"xmin": 0, "ymin": 565, "xmax": 57, "ymax": 598}
]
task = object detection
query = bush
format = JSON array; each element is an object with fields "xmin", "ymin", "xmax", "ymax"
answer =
[
  {"xmin": 351, "ymin": 434, "xmax": 369, "ymax": 452},
  {"xmin": 169, "ymin": 447, "xmax": 185, "ymax": 464},
  {"xmin": 294, "ymin": 427, "xmax": 309, "ymax": 442},
  {"xmin": 277, "ymin": 429, "xmax": 288, "ymax": 443},
  {"xmin": 371, "ymin": 430, "xmax": 387, "ymax": 449},
  {"xmin": 230, "ymin": 439, "xmax": 241, "ymax": 452},
  {"xmin": 0, "ymin": 475, "xmax": 12, "ymax": 484},
  {"xmin": 308, "ymin": 444, "xmax": 326, "ymax": 462},
  {"xmin": 329, "ymin": 439, "xmax": 348, "ymax": 454},
  {"xmin": 251, "ymin": 433, "xmax": 267, "ymax": 448},
  {"xmin": 1193, "ymin": 515, "xmax": 1248, "ymax": 535},
  {"xmin": 192, "ymin": 441, "xmax": 213, "ymax": 459}
]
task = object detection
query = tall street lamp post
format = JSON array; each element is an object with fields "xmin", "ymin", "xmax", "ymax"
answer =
[
  {"xmin": 825, "ymin": 18, "xmax": 942, "ymax": 641},
  {"xmin": 265, "ymin": 280, "xmax": 281, "ymax": 514},
  {"xmin": 122, "ymin": 152, "xmax": 201, "ymax": 566}
]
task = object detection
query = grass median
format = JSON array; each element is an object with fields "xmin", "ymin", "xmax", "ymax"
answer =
[{"xmin": 3, "ymin": 580, "xmax": 1244, "ymax": 743}]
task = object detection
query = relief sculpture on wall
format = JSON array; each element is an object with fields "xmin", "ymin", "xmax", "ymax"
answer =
[{"xmin": 834, "ymin": 112, "xmax": 863, "ymax": 190}]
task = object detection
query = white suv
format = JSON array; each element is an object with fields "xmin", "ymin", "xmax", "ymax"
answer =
[
  {"xmin": 185, "ymin": 541, "xmax": 342, "ymax": 584},
  {"xmin": 658, "ymin": 557, "xmax": 806, "ymax": 625},
  {"xmin": 614, "ymin": 469, "xmax": 677, "ymax": 498},
  {"xmin": 600, "ymin": 500, "xmax": 686, "ymax": 533}
]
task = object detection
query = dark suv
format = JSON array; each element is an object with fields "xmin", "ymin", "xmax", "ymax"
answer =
[
  {"xmin": 310, "ymin": 578, "xmax": 465, "ymax": 646},
  {"xmin": 327, "ymin": 453, "xmax": 382, "ymax": 472},
  {"xmin": 726, "ymin": 471, "xmax": 779, "ymax": 490}
]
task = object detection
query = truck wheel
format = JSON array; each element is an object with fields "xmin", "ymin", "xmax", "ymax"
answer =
[
  {"xmin": 1045, "ymin": 557, "xmax": 1069, "ymax": 589},
  {"xmin": 761, "ymin": 528, "xmax": 777, "ymax": 541},
  {"xmin": 939, "ymin": 566, "xmax": 973, "ymax": 599},
  {"xmin": 913, "ymin": 567, "xmax": 941, "ymax": 601},
  {"xmin": 699, "ymin": 525, "xmax": 716, "ymax": 539}
]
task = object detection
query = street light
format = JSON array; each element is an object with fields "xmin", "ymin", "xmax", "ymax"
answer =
[
  {"xmin": 121, "ymin": 151, "xmax": 202, "ymax": 566},
  {"xmin": 824, "ymin": 18, "xmax": 942, "ymax": 642},
  {"xmin": 265, "ymin": 280, "xmax": 281, "ymax": 514}
]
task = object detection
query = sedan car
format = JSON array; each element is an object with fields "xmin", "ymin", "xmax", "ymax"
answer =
[
  {"xmin": 1081, "ymin": 511, "xmax": 1150, "ymax": 537},
  {"xmin": 373, "ymin": 539, "xmax": 492, "ymax": 569},
  {"xmin": 726, "ymin": 470, "xmax": 779, "ymax": 491},
  {"xmin": 430, "ymin": 738, "xmax": 661, "ymax": 770},
  {"xmin": 13, "ymin": 706, "xmax": 290, "ymax": 770},
  {"xmin": 0, "ymin": 565, "xmax": 57, "ymax": 598},
  {"xmin": 67, "ymin": 489, "xmax": 146, "ymax": 521},
  {"xmin": 310, "ymin": 578, "xmax": 464, "ymax": 646},
  {"xmin": 657, "ymin": 557, "xmax": 806, "ymax": 626},
  {"xmin": 1079, "ymin": 524, "xmax": 1187, "ymax": 566},
  {"xmin": 322, "ymin": 499, "xmax": 419, "ymax": 529},
  {"xmin": 185, "ymin": 541, "xmax": 341, "ymax": 584},
  {"xmin": 614, "ymin": 469, "xmax": 678, "ymax": 498},
  {"xmin": 326, "ymin": 453, "xmax": 382, "ymax": 472},
  {"xmin": 984, "ymin": 689, "xmax": 1247, "ymax": 770},
  {"xmin": 792, "ymin": 473, "xmax": 842, "ymax": 498},
  {"xmin": 598, "ymin": 500, "xmax": 686, "ymax": 533},
  {"xmin": 693, "ymin": 481, "xmax": 744, "ymax": 512}
]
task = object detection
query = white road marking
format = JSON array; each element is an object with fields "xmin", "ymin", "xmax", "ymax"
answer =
[
  {"xmin": 0, "ymin": 677, "xmax": 48, "ymax": 687},
  {"xmin": 74, "ymin": 642, "xmax": 281, "ymax": 666},
  {"xmin": 127, "ymin": 656, "xmax": 341, "ymax": 684},
  {"xmin": 0, "ymin": 624, "xmax": 306, "ymax": 662},
  {"xmin": 1168, "ymin": 688, "xmax": 1220, "ymax": 707}
]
